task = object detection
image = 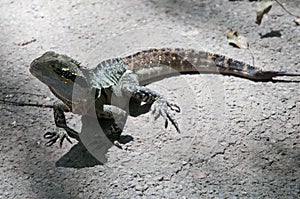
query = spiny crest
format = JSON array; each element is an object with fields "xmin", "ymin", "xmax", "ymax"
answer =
[
  {"xmin": 96, "ymin": 58, "xmax": 123, "ymax": 69},
  {"xmin": 90, "ymin": 58, "xmax": 128, "ymax": 88}
]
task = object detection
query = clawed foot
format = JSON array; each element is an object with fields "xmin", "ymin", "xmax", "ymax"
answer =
[
  {"xmin": 106, "ymin": 123, "xmax": 125, "ymax": 149},
  {"xmin": 152, "ymin": 97, "xmax": 181, "ymax": 133},
  {"xmin": 112, "ymin": 135, "xmax": 134, "ymax": 150},
  {"xmin": 44, "ymin": 127, "xmax": 73, "ymax": 147}
]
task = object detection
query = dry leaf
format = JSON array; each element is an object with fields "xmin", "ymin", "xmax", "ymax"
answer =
[
  {"xmin": 226, "ymin": 29, "xmax": 255, "ymax": 66},
  {"xmin": 226, "ymin": 29, "xmax": 249, "ymax": 49},
  {"xmin": 17, "ymin": 38, "xmax": 37, "ymax": 46},
  {"xmin": 293, "ymin": 18, "xmax": 300, "ymax": 26},
  {"xmin": 256, "ymin": 0, "xmax": 273, "ymax": 25}
]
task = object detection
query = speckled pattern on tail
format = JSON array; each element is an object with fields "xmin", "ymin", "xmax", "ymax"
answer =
[{"xmin": 120, "ymin": 48, "xmax": 300, "ymax": 84}]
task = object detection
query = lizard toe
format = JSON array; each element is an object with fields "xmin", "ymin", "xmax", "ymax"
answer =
[
  {"xmin": 44, "ymin": 127, "xmax": 72, "ymax": 147},
  {"xmin": 151, "ymin": 98, "xmax": 181, "ymax": 133}
]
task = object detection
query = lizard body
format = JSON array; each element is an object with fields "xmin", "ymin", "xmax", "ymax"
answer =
[{"xmin": 29, "ymin": 48, "xmax": 300, "ymax": 147}]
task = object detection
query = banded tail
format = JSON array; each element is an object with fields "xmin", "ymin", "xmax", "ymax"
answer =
[{"xmin": 120, "ymin": 48, "xmax": 300, "ymax": 84}]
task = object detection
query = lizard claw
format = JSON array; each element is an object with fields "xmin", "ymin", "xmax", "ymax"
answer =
[
  {"xmin": 44, "ymin": 128, "xmax": 72, "ymax": 147},
  {"xmin": 44, "ymin": 131, "xmax": 59, "ymax": 146},
  {"xmin": 152, "ymin": 98, "xmax": 181, "ymax": 133},
  {"xmin": 168, "ymin": 102, "xmax": 181, "ymax": 113}
]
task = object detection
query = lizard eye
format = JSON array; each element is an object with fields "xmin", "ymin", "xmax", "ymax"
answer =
[{"xmin": 54, "ymin": 68, "xmax": 76, "ymax": 82}]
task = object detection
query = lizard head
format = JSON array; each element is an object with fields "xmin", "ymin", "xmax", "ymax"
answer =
[{"xmin": 30, "ymin": 51, "xmax": 88, "ymax": 105}]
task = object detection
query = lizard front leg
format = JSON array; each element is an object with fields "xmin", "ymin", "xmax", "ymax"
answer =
[
  {"xmin": 45, "ymin": 101, "xmax": 129, "ymax": 148},
  {"xmin": 43, "ymin": 101, "xmax": 80, "ymax": 147},
  {"xmin": 119, "ymin": 71, "xmax": 181, "ymax": 133}
]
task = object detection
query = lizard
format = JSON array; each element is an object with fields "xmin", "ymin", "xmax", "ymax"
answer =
[{"xmin": 29, "ymin": 48, "xmax": 300, "ymax": 147}]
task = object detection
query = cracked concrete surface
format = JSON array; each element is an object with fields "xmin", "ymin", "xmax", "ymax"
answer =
[{"xmin": 0, "ymin": 0, "xmax": 299, "ymax": 198}]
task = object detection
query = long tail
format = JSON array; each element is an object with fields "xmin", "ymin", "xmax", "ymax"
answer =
[
  {"xmin": 120, "ymin": 48, "xmax": 300, "ymax": 84},
  {"xmin": 276, "ymin": 71, "xmax": 300, "ymax": 77},
  {"xmin": 251, "ymin": 71, "xmax": 300, "ymax": 82}
]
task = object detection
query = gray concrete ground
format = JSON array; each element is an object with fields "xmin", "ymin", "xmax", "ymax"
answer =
[{"xmin": 0, "ymin": 0, "xmax": 299, "ymax": 198}]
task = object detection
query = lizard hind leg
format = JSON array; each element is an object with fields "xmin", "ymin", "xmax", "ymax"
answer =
[{"xmin": 119, "ymin": 71, "xmax": 181, "ymax": 133}]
